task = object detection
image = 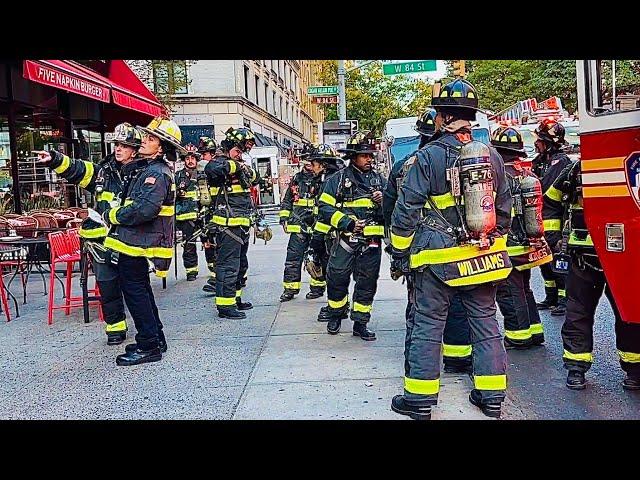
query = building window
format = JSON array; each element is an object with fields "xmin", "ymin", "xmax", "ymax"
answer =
[
  {"xmin": 243, "ymin": 64, "xmax": 250, "ymax": 99},
  {"xmin": 273, "ymin": 91, "xmax": 277, "ymax": 116},
  {"xmin": 152, "ymin": 60, "xmax": 188, "ymax": 95},
  {"xmin": 285, "ymin": 101, "xmax": 289, "ymax": 124},
  {"xmin": 254, "ymin": 75, "xmax": 260, "ymax": 106},
  {"xmin": 279, "ymin": 97, "xmax": 283, "ymax": 120},
  {"xmin": 243, "ymin": 118, "xmax": 251, "ymax": 128},
  {"xmin": 265, "ymin": 83, "xmax": 269, "ymax": 112}
]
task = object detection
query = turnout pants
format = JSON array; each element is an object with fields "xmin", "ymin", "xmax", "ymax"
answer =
[
  {"xmin": 116, "ymin": 253, "xmax": 165, "ymax": 350},
  {"xmin": 177, "ymin": 219, "xmax": 199, "ymax": 275},
  {"xmin": 404, "ymin": 267, "xmax": 507, "ymax": 406},
  {"xmin": 215, "ymin": 226, "xmax": 249, "ymax": 308},
  {"xmin": 282, "ymin": 232, "xmax": 311, "ymax": 292},
  {"xmin": 497, "ymin": 269, "xmax": 543, "ymax": 345},
  {"xmin": 540, "ymin": 231, "xmax": 565, "ymax": 303},
  {"xmin": 325, "ymin": 237, "xmax": 382, "ymax": 324},
  {"xmin": 562, "ymin": 257, "xmax": 640, "ymax": 377}
]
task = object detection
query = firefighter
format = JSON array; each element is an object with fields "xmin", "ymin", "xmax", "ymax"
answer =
[
  {"xmin": 279, "ymin": 146, "xmax": 327, "ymax": 301},
  {"xmin": 384, "ymin": 109, "xmax": 472, "ymax": 374},
  {"xmin": 491, "ymin": 126, "xmax": 553, "ymax": 349},
  {"xmin": 532, "ymin": 118, "xmax": 572, "ymax": 316},
  {"xmin": 204, "ymin": 127, "xmax": 259, "ymax": 319},
  {"xmin": 390, "ymin": 78, "xmax": 513, "ymax": 420},
  {"xmin": 175, "ymin": 144, "xmax": 202, "ymax": 281},
  {"xmin": 36, "ymin": 123, "xmax": 141, "ymax": 346},
  {"xmin": 545, "ymin": 162, "xmax": 640, "ymax": 390},
  {"xmin": 316, "ymin": 131, "xmax": 387, "ymax": 340},
  {"xmin": 197, "ymin": 136, "xmax": 221, "ymax": 293}
]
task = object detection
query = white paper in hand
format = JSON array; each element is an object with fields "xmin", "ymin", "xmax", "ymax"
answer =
[{"xmin": 88, "ymin": 208, "xmax": 107, "ymax": 226}]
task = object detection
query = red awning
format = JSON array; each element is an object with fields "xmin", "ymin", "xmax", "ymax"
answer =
[{"xmin": 23, "ymin": 60, "xmax": 165, "ymax": 118}]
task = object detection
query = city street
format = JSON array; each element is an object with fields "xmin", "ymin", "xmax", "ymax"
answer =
[{"xmin": 1, "ymin": 221, "xmax": 639, "ymax": 420}]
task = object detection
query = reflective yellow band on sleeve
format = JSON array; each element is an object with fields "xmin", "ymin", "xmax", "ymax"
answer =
[
  {"xmin": 563, "ymin": 349, "xmax": 593, "ymax": 363},
  {"xmin": 391, "ymin": 231, "xmax": 414, "ymax": 250},
  {"xmin": 353, "ymin": 302, "xmax": 372, "ymax": 313},
  {"xmin": 79, "ymin": 226, "xmax": 108, "ymax": 239},
  {"xmin": 344, "ymin": 198, "xmax": 375, "ymax": 208},
  {"xmin": 286, "ymin": 224, "xmax": 302, "ymax": 233},
  {"xmin": 314, "ymin": 222, "xmax": 331, "ymax": 233},
  {"xmin": 330, "ymin": 211, "xmax": 345, "ymax": 228},
  {"xmin": 545, "ymin": 186, "xmax": 563, "ymax": 202},
  {"xmin": 79, "ymin": 161, "xmax": 95, "ymax": 188},
  {"xmin": 109, "ymin": 207, "xmax": 120, "ymax": 225},
  {"xmin": 505, "ymin": 329, "xmax": 532, "ymax": 341},
  {"xmin": 97, "ymin": 191, "xmax": 115, "ymax": 202},
  {"xmin": 184, "ymin": 190, "xmax": 198, "ymax": 199},
  {"xmin": 228, "ymin": 160, "xmax": 237, "ymax": 174},
  {"xmin": 618, "ymin": 351, "xmax": 640, "ymax": 363},
  {"xmin": 426, "ymin": 192, "xmax": 457, "ymax": 210},
  {"xmin": 294, "ymin": 198, "xmax": 315, "ymax": 207},
  {"xmin": 159, "ymin": 205, "xmax": 175, "ymax": 217},
  {"xmin": 216, "ymin": 296, "xmax": 237, "ymax": 306},
  {"xmin": 53, "ymin": 155, "xmax": 70, "ymax": 174},
  {"xmin": 279, "ymin": 210, "xmax": 291, "ymax": 218},
  {"xmin": 543, "ymin": 219, "xmax": 561, "ymax": 231},
  {"xmin": 328, "ymin": 295, "xmax": 349, "ymax": 309},
  {"xmin": 529, "ymin": 323, "xmax": 544, "ymax": 335},
  {"xmin": 442, "ymin": 344, "xmax": 472, "ymax": 358},
  {"xmin": 411, "ymin": 237, "xmax": 508, "ymax": 266},
  {"xmin": 211, "ymin": 215, "xmax": 251, "ymax": 227},
  {"xmin": 474, "ymin": 374, "xmax": 507, "ymax": 391},
  {"xmin": 404, "ymin": 377, "xmax": 440, "ymax": 395},
  {"xmin": 363, "ymin": 225, "xmax": 384, "ymax": 236},
  {"xmin": 319, "ymin": 192, "xmax": 336, "ymax": 206},
  {"xmin": 283, "ymin": 281, "xmax": 301, "ymax": 290},
  {"xmin": 176, "ymin": 212, "xmax": 198, "ymax": 221}
]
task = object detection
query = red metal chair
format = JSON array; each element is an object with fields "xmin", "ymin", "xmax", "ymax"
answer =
[{"xmin": 47, "ymin": 229, "xmax": 102, "ymax": 325}]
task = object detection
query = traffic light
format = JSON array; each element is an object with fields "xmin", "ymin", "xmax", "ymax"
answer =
[{"xmin": 452, "ymin": 60, "xmax": 466, "ymax": 78}]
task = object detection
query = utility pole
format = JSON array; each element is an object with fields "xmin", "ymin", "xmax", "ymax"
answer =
[{"xmin": 338, "ymin": 60, "xmax": 346, "ymax": 121}]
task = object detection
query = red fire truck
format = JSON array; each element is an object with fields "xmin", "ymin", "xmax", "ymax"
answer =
[{"xmin": 576, "ymin": 60, "xmax": 640, "ymax": 324}]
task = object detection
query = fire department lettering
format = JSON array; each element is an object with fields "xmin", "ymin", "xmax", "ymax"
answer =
[{"xmin": 457, "ymin": 253, "xmax": 506, "ymax": 277}]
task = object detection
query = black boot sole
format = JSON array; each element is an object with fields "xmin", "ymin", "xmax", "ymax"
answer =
[
  {"xmin": 116, "ymin": 353, "xmax": 162, "ymax": 366},
  {"xmin": 237, "ymin": 304, "xmax": 253, "ymax": 311},
  {"xmin": 566, "ymin": 382, "xmax": 586, "ymax": 390},
  {"xmin": 279, "ymin": 296, "xmax": 294, "ymax": 302},
  {"xmin": 550, "ymin": 310, "xmax": 566, "ymax": 317},
  {"xmin": 390, "ymin": 403, "xmax": 431, "ymax": 420},
  {"xmin": 218, "ymin": 312, "xmax": 246, "ymax": 319},
  {"xmin": 536, "ymin": 304, "xmax": 556, "ymax": 311},
  {"xmin": 468, "ymin": 394, "xmax": 502, "ymax": 418},
  {"xmin": 306, "ymin": 292, "xmax": 324, "ymax": 299},
  {"xmin": 126, "ymin": 343, "xmax": 167, "ymax": 354},
  {"xmin": 353, "ymin": 331, "xmax": 376, "ymax": 341},
  {"xmin": 107, "ymin": 335, "xmax": 126, "ymax": 346}
]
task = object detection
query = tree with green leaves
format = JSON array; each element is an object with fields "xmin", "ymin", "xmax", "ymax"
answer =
[{"xmin": 126, "ymin": 60, "xmax": 196, "ymax": 111}]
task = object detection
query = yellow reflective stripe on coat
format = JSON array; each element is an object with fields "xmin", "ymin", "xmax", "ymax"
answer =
[
  {"xmin": 279, "ymin": 209, "xmax": 291, "ymax": 218},
  {"xmin": 294, "ymin": 198, "xmax": 315, "ymax": 207},
  {"xmin": 176, "ymin": 212, "xmax": 198, "ymax": 221},
  {"xmin": 184, "ymin": 190, "xmax": 198, "ymax": 199},
  {"xmin": 53, "ymin": 155, "xmax": 71, "ymax": 174},
  {"xmin": 228, "ymin": 160, "xmax": 237, "ymax": 174},
  {"xmin": 618, "ymin": 351, "xmax": 640, "ymax": 363},
  {"xmin": 411, "ymin": 237, "xmax": 508, "ymax": 266},
  {"xmin": 283, "ymin": 281, "xmax": 301, "ymax": 290},
  {"xmin": 109, "ymin": 207, "xmax": 121, "ymax": 225},
  {"xmin": 474, "ymin": 375, "xmax": 507, "ymax": 391},
  {"xmin": 286, "ymin": 224, "xmax": 303, "ymax": 233},
  {"xmin": 425, "ymin": 192, "xmax": 457, "ymax": 210},
  {"xmin": 545, "ymin": 186, "xmax": 563, "ymax": 202},
  {"xmin": 505, "ymin": 329, "xmax": 532, "ymax": 341},
  {"xmin": 343, "ymin": 198, "xmax": 375, "ymax": 208},
  {"xmin": 211, "ymin": 215, "xmax": 251, "ymax": 227},
  {"xmin": 103, "ymin": 237, "xmax": 173, "ymax": 259},
  {"xmin": 404, "ymin": 377, "xmax": 440, "ymax": 395},
  {"xmin": 314, "ymin": 221, "xmax": 331, "ymax": 233},
  {"xmin": 353, "ymin": 302, "xmax": 372, "ymax": 313},
  {"xmin": 563, "ymin": 349, "xmax": 593, "ymax": 363},
  {"xmin": 391, "ymin": 231, "xmax": 414, "ymax": 250},
  {"xmin": 97, "ymin": 191, "xmax": 115, "ymax": 202},
  {"xmin": 514, "ymin": 253, "xmax": 553, "ymax": 271},
  {"xmin": 79, "ymin": 226, "xmax": 108, "ymax": 238},
  {"xmin": 310, "ymin": 278, "xmax": 326, "ymax": 287},
  {"xmin": 544, "ymin": 219, "xmax": 561, "ymax": 231},
  {"xmin": 442, "ymin": 344, "xmax": 472, "ymax": 358},
  {"xmin": 319, "ymin": 192, "xmax": 336, "ymax": 206},
  {"xmin": 363, "ymin": 225, "xmax": 384, "ymax": 236},
  {"xmin": 328, "ymin": 295, "xmax": 348, "ymax": 309},
  {"xmin": 216, "ymin": 296, "xmax": 236, "ymax": 306},
  {"xmin": 105, "ymin": 320, "xmax": 127, "ymax": 333},
  {"xmin": 78, "ymin": 161, "xmax": 95, "ymax": 188},
  {"xmin": 225, "ymin": 185, "xmax": 250, "ymax": 194},
  {"xmin": 330, "ymin": 211, "xmax": 345, "ymax": 228},
  {"xmin": 446, "ymin": 268, "xmax": 511, "ymax": 287},
  {"xmin": 530, "ymin": 323, "xmax": 544, "ymax": 335}
]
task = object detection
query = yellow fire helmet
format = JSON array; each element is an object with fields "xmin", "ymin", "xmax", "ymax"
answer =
[{"xmin": 138, "ymin": 116, "xmax": 186, "ymax": 154}]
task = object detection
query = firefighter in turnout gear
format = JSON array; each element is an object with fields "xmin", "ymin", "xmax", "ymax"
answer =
[
  {"xmin": 204, "ymin": 127, "xmax": 259, "ymax": 319},
  {"xmin": 532, "ymin": 118, "xmax": 572, "ymax": 316},
  {"xmin": 544, "ymin": 162, "xmax": 640, "ymax": 391},
  {"xmin": 36, "ymin": 123, "xmax": 142, "ymax": 346},
  {"xmin": 491, "ymin": 126, "xmax": 553, "ymax": 349},
  {"xmin": 390, "ymin": 78, "xmax": 513, "ymax": 420},
  {"xmin": 384, "ymin": 109, "xmax": 473, "ymax": 374},
  {"xmin": 176, "ymin": 144, "xmax": 203, "ymax": 281},
  {"xmin": 317, "ymin": 131, "xmax": 387, "ymax": 340},
  {"xmin": 279, "ymin": 148, "xmax": 323, "ymax": 302}
]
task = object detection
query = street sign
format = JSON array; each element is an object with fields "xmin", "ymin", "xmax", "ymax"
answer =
[
  {"xmin": 312, "ymin": 96, "xmax": 339, "ymax": 105},
  {"xmin": 382, "ymin": 60, "xmax": 437, "ymax": 76},
  {"xmin": 307, "ymin": 85, "xmax": 339, "ymax": 96}
]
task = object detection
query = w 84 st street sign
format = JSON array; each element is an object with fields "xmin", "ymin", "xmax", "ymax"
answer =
[{"xmin": 382, "ymin": 60, "xmax": 437, "ymax": 75}]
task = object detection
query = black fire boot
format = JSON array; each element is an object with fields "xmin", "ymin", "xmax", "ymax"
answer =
[
  {"xmin": 236, "ymin": 297, "xmax": 253, "ymax": 311},
  {"xmin": 218, "ymin": 307, "xmax": 246, "ymax": 319},
  {"xmin": 279, "ymin": 289, "xmax": 298, "ymax": 302},
  {"xmin": 327, "ymin": 317, "xmax": 342, "ymax": 335},
  {"xmin": 202, "ymin": 277, "xmax": 216, "ymax": 293},
  {"xmin": 317, "ymin": 305, "xmax": 348, "ymax": 322},
  {"xmin": 469, "ymin": 389, "xmax": 502, "ymax": 418},
  {"xmin": 391, "ymin": 395, "xmax": 432, "ymax": 420},
  {"xmin": 504, "ymin": 337, "xmax": 533, "ymax": 350},
  {"xmin": 116, "ymin": 347, "xmax": 162, "ymax": 366},
  {"xmin": 306, "ymin": 287, "xmax": 325, "ymax": 299},
  {"xmin": 443, "ymin": 360, "xmax": 473, "ymax": 374},
  {"xmin": 566, "ymin": 370, "xmax": 586, "ymax": 390},
  {"xmin": 536, "ymin": 290, "xmax": 557, "ymax": 310},
  {"xmin": 105, "ymin": 320, "xmax": 127, "ymax": 346},
  {"xmin": 352, "ymin": 321, "xmax": 376, "ymax": 341},
  {"xmin": 126, "ymin": 339, "xmax": 167, "ymax": 354},
  {"xmin": 550, "ymin": 296, "xmax": 567, "ymax": 316},
  {"xmin": 186, "ymin": 272, "xmax": 198, "ymax": 281}
]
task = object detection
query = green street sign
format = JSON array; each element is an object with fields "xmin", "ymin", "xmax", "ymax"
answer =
[
  {"xmin": 382, "ymin": 60, "xmax": 437, "ymax": 76},
  {"xmin": 308, "ymin": 85, "xmax": 338, "ymax": 96}
]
